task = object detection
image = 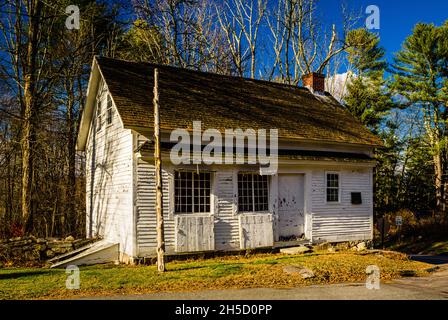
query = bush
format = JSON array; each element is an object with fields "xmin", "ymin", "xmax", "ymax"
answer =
[
  {"xmin": 0, "ymin": 221, "xmax": 24, "ymax": 240},
  {"xmin": 377, "ymin": 209, "xmax": 448, "ymax": 246},
  {"xmin": 384, "ymin": 209, "xmax": 418, "ymax": 236}
]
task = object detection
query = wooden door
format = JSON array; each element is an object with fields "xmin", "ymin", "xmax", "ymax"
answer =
[{"xmin": 277, "ymin": 174, "xmax": 305, "ymax": 239}]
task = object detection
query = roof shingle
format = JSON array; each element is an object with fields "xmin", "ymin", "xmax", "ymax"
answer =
[{"xmin": 96, "ymin": 56, "xmax": 381, "ymax": 146}]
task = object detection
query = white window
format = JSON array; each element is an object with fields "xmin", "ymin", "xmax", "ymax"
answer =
[
  {"xmin": 174, "ymin": 171, "xmax": 211, "ymax": 214},
  {"xmin": 326, "ymin": 172, "xmax": 340, "ymax": 202},
  {"xmin": 96, "ymin": 100, "xmax": 102, "ymax": 132},
  {"xmin": 106, "ymin": 94, "xmax": 113, "ymax": 126},
  {"xmin": 238, "ymin": 173, "xmax": 269, "ymax": 212}
]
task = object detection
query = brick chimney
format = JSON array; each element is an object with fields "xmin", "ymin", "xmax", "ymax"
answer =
[{"xmin": 301, "ymin": 72, "xmax": 325, "ymax": 93}]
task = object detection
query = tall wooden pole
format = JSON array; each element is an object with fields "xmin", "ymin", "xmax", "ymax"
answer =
[{"xmin": 153, "ymin": 68, "xmax": 165, "ymax": 272}]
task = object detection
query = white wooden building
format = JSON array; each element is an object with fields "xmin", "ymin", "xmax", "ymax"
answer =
[{"xmin": 76, "ymin": 57, "xmax": 381, "ymax": 262}]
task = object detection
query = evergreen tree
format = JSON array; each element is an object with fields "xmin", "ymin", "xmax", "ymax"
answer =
[
  {"xmin": 374, "ymin": 120, "xmax": 403, "ymax": 214},
  {"xmin": 391, "ymin": 21, "xmax": 448, "ymax": 215},
  {"xmin": 344, "ymin": 28, "xmax": 393, "ymax": 133},
  {"xmin": 343, "ymin": 29, "xmax": 398, "ymax": 217},
  {"xmin": 403, "ymin": 136, "xmax": 436, "ymax": 214}
]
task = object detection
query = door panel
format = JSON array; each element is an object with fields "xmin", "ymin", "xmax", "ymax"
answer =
[{"xmin": 278, "ymin": 174, "xmax": 305, "ymax": 239}]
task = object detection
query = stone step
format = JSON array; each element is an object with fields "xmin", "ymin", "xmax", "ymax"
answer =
[
  {"xmin": 46, "ymin": 241, "xmax": 97, "ymax": 263},
  {"xmin": 50, "ymin": 241, "xmax": 119, "ymax": 268},
  {"xmin": 280, "ymin": 246, "xmax": 312, "ymax": 255}
]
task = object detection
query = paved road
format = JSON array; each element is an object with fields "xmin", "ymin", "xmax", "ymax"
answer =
[
  {"xmin": 86, "ymin": 261, "xmax": 448, "ymax": 300},
  {"xmin": 409, "ymin": 254, "xmax": 448, "ymax": 265}
]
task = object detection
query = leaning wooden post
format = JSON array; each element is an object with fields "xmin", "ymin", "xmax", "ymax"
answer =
[{"xmin": 153, "ymin": 68, "xmax": 165, "ymax": 272}]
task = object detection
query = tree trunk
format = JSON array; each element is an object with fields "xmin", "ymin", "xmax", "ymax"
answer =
[
  {"xmin": 66, "ymin": 91, "xmax": 77, "ymax": 236},
  {"xmin": 433, "ymin": 152, "xmax": 445, "ymax": 215},
  {"xmin": 21, "ymin": 108, "xmax": 35, "ymax": 234},
  {"xmin": 153, "ymin": 68, "xmax": 165, "ymax": 272},
  {"xmin": 21, "ymin": 0, "xmax": 43, "ymax": 234}
]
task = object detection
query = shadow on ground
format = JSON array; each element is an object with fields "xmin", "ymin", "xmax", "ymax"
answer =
[
  {"xmin": 0, "ymin": 270, "xmax": 54, "ymax": 280},
  {"xmin": 409, "ymin": 254, "xmax": 448, "ymax": 265}
]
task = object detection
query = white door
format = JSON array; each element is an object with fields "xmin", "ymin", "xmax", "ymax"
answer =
[{"xmin": 278, "ymin": 174, "xmax": 305, "ymax": 239}]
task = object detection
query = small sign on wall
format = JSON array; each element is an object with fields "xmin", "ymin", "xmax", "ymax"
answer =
[
  {"xmin": 395, "ymin": 216, "xmax": 403, "ymax": 226},
  {"xmin": 351, "ymin": 192, "xmax": 362, "ymax": 205}
]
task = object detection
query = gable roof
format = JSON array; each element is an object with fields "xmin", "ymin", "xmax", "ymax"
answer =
[{"xmin": 77, "ymin": 56, "xmax": 382, "ymax": 151}]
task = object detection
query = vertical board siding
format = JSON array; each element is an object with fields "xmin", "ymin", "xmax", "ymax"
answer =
[
  {"xmin": 175, "ymin": 215, "xmax": 214, "ymax": 252},
  {"xmin": 85, "ymin": 81, "xmax": 134, "ymax": 257},
  {"xmin": 239, "ymin": 214, "xmax": 274, "ymax": 249},
  {"xmin": 310, "ymin": 168, "xmax": 373, "ymax": 242},
  {"xmin": 136, "ymin": 159, "xmax": 174, "ymax": 255},
  {"xmin": 214, "ymin": 170, "xmax": 240, "ymax": 250}
]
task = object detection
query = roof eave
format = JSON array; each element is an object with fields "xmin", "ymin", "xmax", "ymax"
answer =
[
  {"xmin": 125, "ymin": 124, "xmax": 382, "ymax": 148},
  {"xmin": 76, "ymin": 57, "xmax": 100, "ymax": 151}
]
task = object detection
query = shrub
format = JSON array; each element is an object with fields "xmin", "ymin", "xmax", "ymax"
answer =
[
  {"xmin": 384, "ymin": 209, "xmax": 418, "ymax": 236},
  {"xmin": 378, "ymin": 209, "xmax": 448, "ymax": 246}
]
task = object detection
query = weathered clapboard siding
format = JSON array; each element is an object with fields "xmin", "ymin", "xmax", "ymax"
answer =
[
  {"xmin": 175, "ymin": 215, "xmax": 214, "ymax": 252},
  {"xmin": 311, "ymin": 213, "xmax": 372, "ymax": 241},
  {"xmin": 85, "ymin": 80, "xmax": 134, "ymax": 258},
  {"xmin": 134, "ymin": 158, "xmax": 374, "ymax": 254},
  {"xmin": 136, "ymin": 164, "xmax": 242, "ymax": 254},
  {"xmin": 309, "ymin": 167, "xmax": 373, "ymax": 242},
  {"xmin": 136, "ymin": 160, "xmax": 175, "ymax": 255},
  {"xmin": 239, "ymin": 214, "xmax": 274, "ymax": 248},
  {"xmin": 214, "ymin": 170, "xmax": 240, "ymax": 250}
]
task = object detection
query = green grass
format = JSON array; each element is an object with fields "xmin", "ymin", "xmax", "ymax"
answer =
[{"xmin": 0, "ymin": 250, "xmax": 432, "ymax": 300}]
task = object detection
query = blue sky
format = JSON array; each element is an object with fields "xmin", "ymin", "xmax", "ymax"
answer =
[{"xmin": 318, "ymin": 0, "xmax": 448, "ymax": 63}]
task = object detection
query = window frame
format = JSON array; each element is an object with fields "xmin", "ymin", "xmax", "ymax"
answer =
[
  {"xmin": 106, "ymin": 94, "xmax": 113, "ymax": 126},
  {"xmin": 325, "ymin": 171, "xmax": 341, "ymax": 203},
  {"xmin": 174, "ymin": 170, "xmax": 212, "ymax": 215},
  {"xmin": 96, "ymin": 99, "xmax": 102, "ymax": 133},
  {"xmin": 237, "ymin": 172, "xmax": 270, "ymax": 213}
]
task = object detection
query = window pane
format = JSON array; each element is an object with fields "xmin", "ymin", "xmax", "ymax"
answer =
[
  {"xmin": 96, "ymin": 100, "xmax": 102, "ymax": 132},
  {"xmin": 327, "ymin": 174, "xmax": 339, "ymax": 188},
  {"xmin": 254, "ymin": 175, "xmax": 268, "ymax": 211},
  {"xmin": 326, "ymin": 188, "xmax": 338, "ymax": 202},
  {"xmin": 326, "ymin": 173, "xmax": 339, "ymax": 202},
  {"xmin": 238, "ymin": 173, "xmax": 268, "ymax": 212},
  {"xmin": 107, "ymin": 108, "xmax": 113, "ymax": 125},
  {"xmin": 107, "ymin": 95, "xmax": 112, "ymax": 109},
  {"xmin": 97, "ymin": 100, "xmax": 102, "ymax": 115},
  {"xmin": 174, "ymin": 171, "xmax": 210, "ymax": 213},
  {"xmin": 106, "ymin": 95, "xmax": 113, "ymax": 125}
]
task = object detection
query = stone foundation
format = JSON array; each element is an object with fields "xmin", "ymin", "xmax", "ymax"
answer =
[{"xmin": 0, "ymin": 236, "xmax": 95, "ymax": 266}]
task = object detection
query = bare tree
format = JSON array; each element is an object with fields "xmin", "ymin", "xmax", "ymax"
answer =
[
  {"xmin": 0, "ymin": 0, "xmax": 51, "ymax": 233},
  {"xmin": 132, "ymin": 0, "xmax": 234, "ymax": 74},
  {"xmin": 265, "ymin": 0, "xmax": 362, "ymax": 85},
  {"xmin": 215, "ymin": 0, "xmax": 266, "ymax": 78},
  {"xmin": 0, "ymin": 0, "xmax": 126, "ymax": 237}
]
